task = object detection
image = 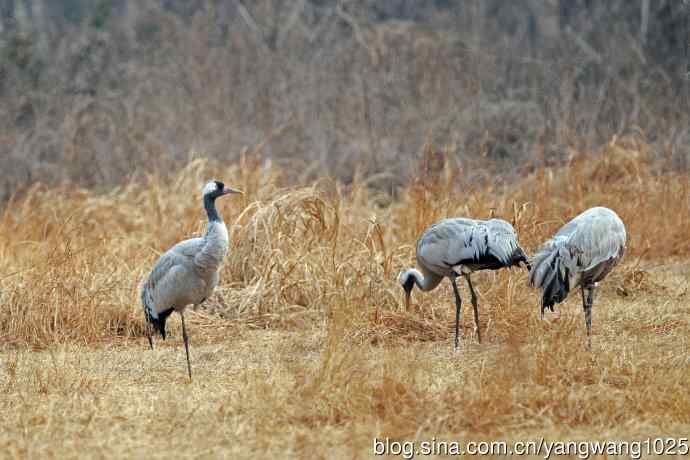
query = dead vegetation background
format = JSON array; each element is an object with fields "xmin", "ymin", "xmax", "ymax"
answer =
[
  {"xmin": 1, "ymin": 0, "xmax": 689, "ymax": 202},
  {"xmin": 1, "ymin": 140, "xmax": 689, "ymax": 457}
]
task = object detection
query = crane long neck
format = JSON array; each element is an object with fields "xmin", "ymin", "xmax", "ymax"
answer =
[
  {"xmin": 196, "ymin": 195, "xmax": 229, "ymax": 272},
  {"xmin": 204, "ymin": 194, "xmax": 222, "ymax": 222},
  {"xmin": 409, "ymin": 268, "xmax": 443, "ymax": 292}
]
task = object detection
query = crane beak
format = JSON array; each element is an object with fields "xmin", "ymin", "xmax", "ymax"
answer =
[
  {"xmin": 404, "ymin": 291, "xmax": 411, "ymax": 312},
  {"xmin": 222, "ymin": 187, "xmax": 243, "ymax": 195}
]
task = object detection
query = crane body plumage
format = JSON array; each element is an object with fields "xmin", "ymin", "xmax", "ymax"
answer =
[
  {"xmin": 416, "ymin": 218, "xmax": 527, "ymax": 275},
  {"xmin": 528, "ymin": 206, "xmax": 626, "ymax": 343},
  {"xmin": 141, "ymin": 180, "xmax": 241, "ymax": 379},
  {"xmin": 400, "ymin": 217, "xmax": 529, "ymax": 348},
  {"xmin": 141, "ymin": 222, "xmax": 227, "ymax": 336}
]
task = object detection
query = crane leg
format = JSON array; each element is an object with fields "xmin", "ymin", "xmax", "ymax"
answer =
[
  {"xmin": 147, "ymin": 323, "xmax": 154, "ymax": 350},
  {"xmin": 450, "ymin": 277, "xmax": 463, "ymax": 350},
  {"xmin": 180, "ymin": 312, "xmax": 192, "ymax": 380},
  {"xmin": 581, "ymin": 285, "xmax": 594, "ymax": 349},
  {"xmin": 465, "ymin": 275, "xmax": 481, "ymax": 344}
]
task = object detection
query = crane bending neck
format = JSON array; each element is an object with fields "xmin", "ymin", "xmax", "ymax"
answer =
[
  {"xmin": 405, "ymin": 268, "xmax": 442, "ymax": 292},
  {"xmin": 204, "ymin": 194, "xmax": 222, "ymax": 222}
]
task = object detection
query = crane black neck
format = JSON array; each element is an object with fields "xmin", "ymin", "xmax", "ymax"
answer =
[{"xmin": 203, "ymin": 194, "xmax": 223, "ymax": 223}]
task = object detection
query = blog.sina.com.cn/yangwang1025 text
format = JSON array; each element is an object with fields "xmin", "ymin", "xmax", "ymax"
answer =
[{"xmin": 372, "ymin": 437, "xmax": 690, "ymax": 459}]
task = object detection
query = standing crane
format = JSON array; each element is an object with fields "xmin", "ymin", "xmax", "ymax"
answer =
[
  {"xmin": 141, "ymin": 180, "xmax": 242, "ymax": 379},
  {"xmin": 528, "ymin": 207, "xmax": 626, "ymax": 345},
  {"xmin": 399, "ymin": 218, "xmax": 530, "ymax": 348}
]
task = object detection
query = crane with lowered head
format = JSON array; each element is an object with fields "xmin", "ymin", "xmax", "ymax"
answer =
[
  {"xmin": 399, "ymin": 217, "xmax": 530, "ymax": 349},
  {"xmin": 529, "ymin": 206, "xmax": 626, "ymax": 346}
]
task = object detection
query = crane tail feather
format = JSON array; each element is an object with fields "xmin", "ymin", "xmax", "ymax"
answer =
[
  {"xmin": 529, "ymin": 243, "xmax": 571, "ymax": 315},
  {"xmin": 148, "ymin": 308, "xmax": 173, "ymax": 339},
  {"xmin": 141, "ymin": 285, "xmax": 172, "ymax": 339}
]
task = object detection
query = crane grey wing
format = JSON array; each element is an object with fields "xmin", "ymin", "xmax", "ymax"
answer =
[
  {"xmin": 147, "ymin": 264, "xmax": 198, "ymax": 312},
  {"xmin": 142, "ymin": 250, "xmax": 183, "ymax": 319},
  {"xmin": 484, "ymin": 219, "xmax": 521, "ymax": 266},
  {"xmin": 443, "ymin": 221, "xmax": 519, "ymax": 268},
  {"xmin": 445, "ymin": 226, "xmax": 488, "ymax": 264},
  {"xmin": 417, "ymin": 219, "xmax": 519, "ymax": 273},
  {"xmin": 171, "ymin": 238, "xmax": 205, "ymax": 258},
  {"xmin": 145, "ymin": 238, "xmax": 203, "ymax": 285},
  {"xmin": 416, "ymin": 220, "xmax": 478, "ymax": 274},
  {"xmin": 563, "ymin": 211, "xmax": 626, "ymax": 273},
  {"xmin": 145, "ymin": 250, "xmax": 178, "ymax": 289},
  {"xmin": 141, "ymin": 240, "xmax": 201, "ymax": 318}
]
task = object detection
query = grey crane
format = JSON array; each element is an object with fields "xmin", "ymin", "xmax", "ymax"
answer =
[
  {"xmin": 528, "ymin": 206, "xmax": 626, "ymax": 344},
  {"xmin": 399, "ymin": 218, "xmax": 530, "ymax": 348},
  {"xmin": 141, "ymin": 180, "xmax": 242, "ymax": 379}
]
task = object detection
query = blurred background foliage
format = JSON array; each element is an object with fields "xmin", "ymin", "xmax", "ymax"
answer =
[{"xmin": 0, "ymin": 0, "xmax": 688, "ymax": 202}]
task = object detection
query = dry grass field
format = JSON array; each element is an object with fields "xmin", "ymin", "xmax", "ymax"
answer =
[{"xmin": 1, "ymin": 138, "xmax": 689, "ymax": 459}]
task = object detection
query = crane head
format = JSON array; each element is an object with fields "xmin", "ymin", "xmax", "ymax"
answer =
[
  {"xmin": 203, "ymin": 180, "xmax": 243, "ymax": 198},
  {"xmin": 399, "ymin": 270, "xmax": 416, "ymax": 311}
]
